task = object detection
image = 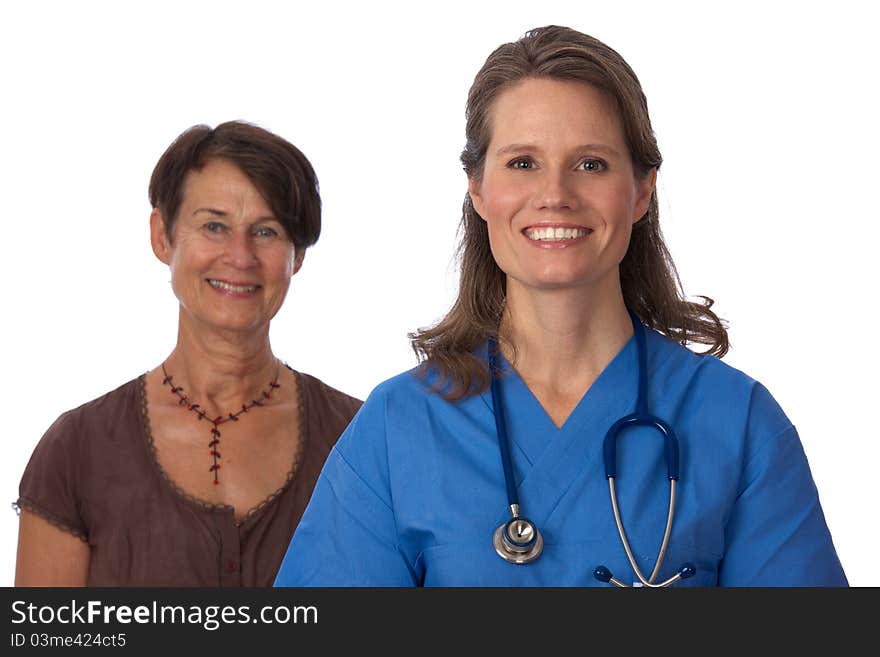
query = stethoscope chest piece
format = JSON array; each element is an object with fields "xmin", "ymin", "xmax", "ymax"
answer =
[
  {"xmin": 493, "ymin": 516, "xmax": 544, "ymax": 564},
  {"xmin": 487, "ymin": 311, "xmax": 696, "ymax": 583}
]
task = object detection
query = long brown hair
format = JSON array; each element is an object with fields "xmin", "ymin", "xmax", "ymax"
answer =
[{"xmin": 409, "ymin": 26, "xmax": 728, "ymax": 400}]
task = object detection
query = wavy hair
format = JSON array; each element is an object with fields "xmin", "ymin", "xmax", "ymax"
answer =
[{"xmin": 409, "ymin": 26, "xmax": 728, "ymax": 400}]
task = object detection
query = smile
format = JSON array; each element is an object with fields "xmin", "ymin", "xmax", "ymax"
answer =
[
  {"xmin": 523, "ymin": 226, "xmax": 593, "ymax": 241},
  {"xmin": 207, "ymin": 279, "xmax": 260, "ymax": 293}
]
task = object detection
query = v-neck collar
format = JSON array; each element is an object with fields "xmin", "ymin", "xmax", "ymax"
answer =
[
  {"xmin": 477, "ymin": 330, "xmax": 681, "ymax": 532},
  {"xmin": 480, "ymin": 334, "xmax": 638, "ymax": 467},
  {"xmin": 478, "ymin": 335, "xmax": 641, "ymax": 531}
]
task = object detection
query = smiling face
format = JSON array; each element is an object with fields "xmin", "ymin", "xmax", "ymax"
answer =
[
  {"xmin": 468, "ymin": 77, "xmax": 655, "ymax": 300},
  {"xmin": 150, "ymin": 158, "xmax": 303, "ymax": 336}
]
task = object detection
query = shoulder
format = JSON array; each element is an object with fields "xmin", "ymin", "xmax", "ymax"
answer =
[
  {"xmin": 334, "ymin": 363, "xmax": 486, "ymax": 471},
  {"xmin": 39, "ymin": 377, "xmax": 142, "ymax": 448},
  {"xmin": 368, "ymin": 367, "xmax": 433, "ymax": 403},
  {"xmin": 296, "ymin": 371, "xmax": 362, "ymax": 415},
  {"xmin": 19, "ymin": 377, "xmax": 142, "ymax": 528},
  {"xmin": 353, "ymin": 365, "xmax": 456, "ymax": 425},
  {"xmin": 332, "ymin": 366, "xmax": 438, "ymax": 450},
  {"xmin": 294, "ymin": 370, "xmax": 363, "ymax": 446},
  {"xmin": 317, "ymin": 367, "xmax": 439, "ymax": 503},
  {"xmin": 648, "ymin": 328, "xmax": 755, "ymax": 390},
  {"xmin": 646, "ymin": 329, "xmax": 792, "ymax": 439}
]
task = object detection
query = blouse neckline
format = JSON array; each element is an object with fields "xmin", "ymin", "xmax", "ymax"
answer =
[{"xmin": 136, "ymin": 365, "xmax": 307, "ymax": 528}]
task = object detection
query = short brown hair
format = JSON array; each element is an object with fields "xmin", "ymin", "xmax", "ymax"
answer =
[
  {"xmin": 148, "ymin": 120, "xmax": 321, "ymax": 251},
  {"xmin": 410, "ymin": 26, "xmax": 729, "ymax": 399}
]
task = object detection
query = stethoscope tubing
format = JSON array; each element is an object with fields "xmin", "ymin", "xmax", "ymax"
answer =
[
  {"xmin": 489, "ymin": 308, "xmax": 695, "ymax": 585},
  {"xmin": 489, "ymin": 338, "xmax": 520, "ymax": 512},
  {"xmin": 608, "ymin": 477, "xmax": 678, "ymax": 587},
  {"xmin": 489, "ymin": 337, "xmax": 544, "ymax": 562}
]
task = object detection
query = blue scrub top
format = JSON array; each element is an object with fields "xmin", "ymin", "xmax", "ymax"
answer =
[{"xmin": 275, "ymin": 330, "xmax": 847, "ymax": 586}]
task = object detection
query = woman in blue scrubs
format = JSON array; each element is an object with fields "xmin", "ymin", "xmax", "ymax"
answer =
[{"xmin": 274, "ymin": 26, "xmax": 847, "ymax": 586}]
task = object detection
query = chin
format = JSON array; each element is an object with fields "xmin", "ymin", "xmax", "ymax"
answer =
[
  {"xmin": 199, "ymin": 312, "xmax": 269, "ymax": 334},
  {"xmin": 528, "ymin": 269, "xmax": 597, "ymax": 289}
]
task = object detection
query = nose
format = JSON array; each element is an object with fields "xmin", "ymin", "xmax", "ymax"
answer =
[
  {"xmin": 223, "ymin": 229, "xmax": 259, "ymax": 269},
  {"xmin": 533, "ymin": 168, "xmax": 579, "ymax": 212}
]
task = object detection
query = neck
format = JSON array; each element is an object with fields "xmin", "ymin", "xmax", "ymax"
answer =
[
  {"xmin": 500, "ymin": 279, "xmax": 632, "ymax": 396},
  {"xmin": 161, "ymin": 310, "xmax": 279, "ymax": 411}
]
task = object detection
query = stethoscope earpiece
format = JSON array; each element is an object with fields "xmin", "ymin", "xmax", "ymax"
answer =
[
  {"xmin": 592, "ymin": 561, "xmax": 698, "ymax": 588},
  {"xmin": 593, "ymin": 566, "xmax": 613, "ymax": 583},
  {"xmin": 679, "ymin": 563, "xmax": 697, "ymax": 579}
]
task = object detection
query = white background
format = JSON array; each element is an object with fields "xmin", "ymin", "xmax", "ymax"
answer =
[{"xmin": 2, "ymin": 0, "xmax": 877, "ymax": 585}]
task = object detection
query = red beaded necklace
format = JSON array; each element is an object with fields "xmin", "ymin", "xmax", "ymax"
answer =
[{"xmin": 161, "ymin": 361, "xmax": 281, "ymax": 485}]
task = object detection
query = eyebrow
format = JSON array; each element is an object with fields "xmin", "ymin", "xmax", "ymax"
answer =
[
  {"xmin": 193, "ymin": 207, "xmax": 281, "ymax": 223},
  {"xmin": 193, "ymin": 207, "xmax": 227, "ymax": 217},
  {"xmin": 495, "ymin": 143, "xmax": 622, "ymax": 157}
]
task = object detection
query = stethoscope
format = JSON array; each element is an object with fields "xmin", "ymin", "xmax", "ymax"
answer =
[{"xmin": 489, "ymin": 309, "xmax": 696, "ymax": 587}]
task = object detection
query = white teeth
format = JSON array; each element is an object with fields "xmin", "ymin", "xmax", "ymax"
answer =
[
  {"xmin": 525, "ymin": 227, "xmax": 591, "ymax": 241},
  {"xmin": 208, "ymin": 279, "xmax": 258, "ymax": 293}
]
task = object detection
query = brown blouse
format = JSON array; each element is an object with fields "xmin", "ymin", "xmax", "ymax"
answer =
[{"xmin": 16, "ymin": 371, "xmax": 361, "ymax": 586}]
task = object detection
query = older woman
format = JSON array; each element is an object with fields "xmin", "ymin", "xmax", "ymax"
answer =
[
  {"xmin": 274, "ymin": 26, "xmax": 847, "ymax": 587},
  {"xmin": 15, "ymin": 121, "xmax": 361, "ymax": 586}
]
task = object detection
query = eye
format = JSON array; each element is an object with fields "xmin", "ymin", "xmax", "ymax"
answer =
[
  {"xmin": 579, "ymin": 158, "xmax": 606, "ymax": 172},
  {"xmin": 507, "ymin": 157, "xmax": 535, "ymax": 170},
  {"xmin": 203, "ymin": 221, "xmax": 226, "ymax": 234},
  {"xmin": 253, "ymin": 226, "xmax": 280, "ymax": 239}
]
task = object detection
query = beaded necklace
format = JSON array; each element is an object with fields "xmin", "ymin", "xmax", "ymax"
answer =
[{"xmin": 161, "ymin": 362, "xmax": 281, "ymax": 484}]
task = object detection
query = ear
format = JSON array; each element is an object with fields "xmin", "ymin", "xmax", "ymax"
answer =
[
  {"xmin": 292, "ymin": 248, "xmax": 306, "ymax": 276},
  {"xmin": 633, "ymin": 168, "xmax": 658, "ymax": 224},
  {"xmin": 150, "ymin": 209, "xmax": 172, "ymax": 265},
  {"xmin": 467, "ymin": 176, "xmax": 487, "ymax": 221}
]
